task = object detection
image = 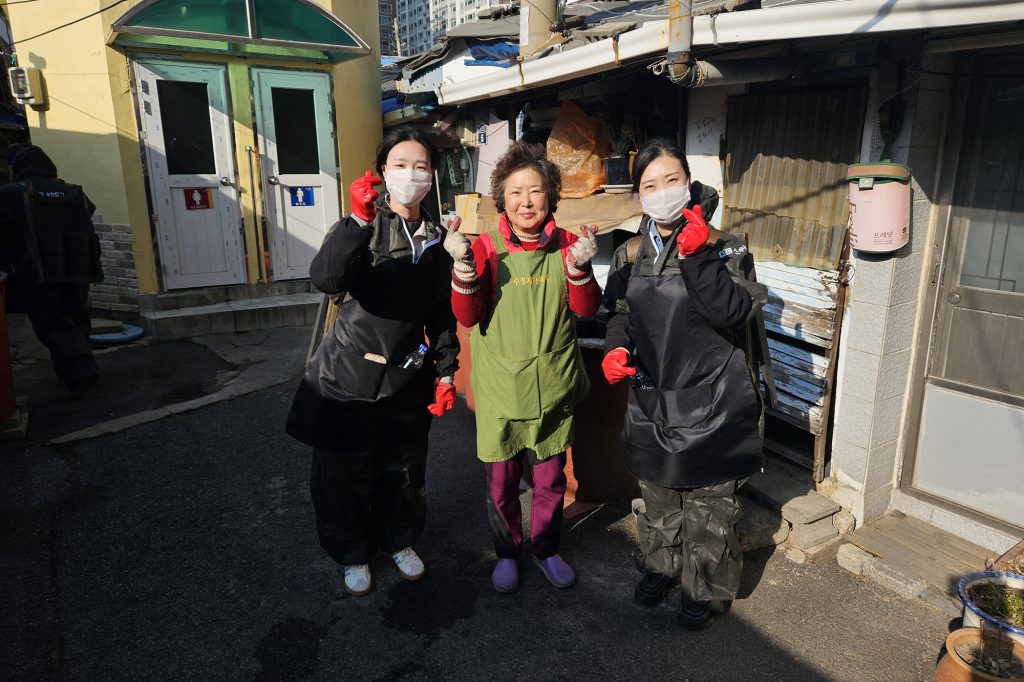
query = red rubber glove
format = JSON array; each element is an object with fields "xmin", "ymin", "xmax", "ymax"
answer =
[
  {"xmin": 601, "ymin": 348, "xmax": 636, "ymax": 384},
  {"xmin": 676, "ymin": 204, "xmax": 710, "ymax": 258},
  {"xmin": 427, "ymin": 381, "xmax": 457, "ymax": 416},
  {"xmin": 350, "ymin": 170, "xmax": 383, "ymax": 222}
]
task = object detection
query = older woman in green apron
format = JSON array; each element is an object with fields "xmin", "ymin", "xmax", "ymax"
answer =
[{"xmin": 444, "ymin": 141, "xmax": 601, "ymax": 593}]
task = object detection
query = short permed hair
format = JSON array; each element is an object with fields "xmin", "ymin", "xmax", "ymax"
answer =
[{"xmin": 490, "ymin": 140, "xmax": 562, "ymax": 214}]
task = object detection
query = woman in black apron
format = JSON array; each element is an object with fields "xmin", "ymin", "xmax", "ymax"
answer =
[
  {"xmin": 601, "ymin": 138, "xmax": 763, "ymax": 629},
  {"xmin": 286, "ymin": 127, "xmax": 459, "ymax": 597}
]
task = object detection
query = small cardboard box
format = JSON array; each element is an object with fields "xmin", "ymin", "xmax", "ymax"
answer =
[
  {"xmin": 454, "ymin": 191, "xmax": 644, "ymax": 236},
  {"xmin": 454, "ymin": 193, "xmax": 501, "ymax": 235}
]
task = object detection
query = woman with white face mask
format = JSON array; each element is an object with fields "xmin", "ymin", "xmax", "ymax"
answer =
[
  {"xmin": 287, "ymin": 126, "xmax": 460, "ymax": 598},
  {"xmin": 600, "ymin": 138, "xmax": 765, "ymax": 629}
]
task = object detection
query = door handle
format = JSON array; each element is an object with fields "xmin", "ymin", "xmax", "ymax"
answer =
[
  {"xmin": 947, "ymin": 290, "xmax": 961, "ymax": 305},
  {"xmin": 267, "ymin": 176, "xmax": 279, "ymax": 185},
  {"xmin": 220, "ymin": 176, "xmax": 232, "ymax": 186}
]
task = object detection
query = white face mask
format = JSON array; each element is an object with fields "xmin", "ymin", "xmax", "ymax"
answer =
[
  {"xmin": 385, "ymin": 168, "xmax": 432, "ymax": 207},
  {"xmin": 640, "ymin": 185, "xmax": 691, "ymax": 226}
]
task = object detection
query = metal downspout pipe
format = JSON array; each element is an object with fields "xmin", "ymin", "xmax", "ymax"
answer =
[
  {"xmin": 661, "ymin": 0, "xmax": 804, "ymax": 87},
  {"xmin": 667, "ymin": 0, "xmax": 694, "ymax": 82},
  {"xmin": 520, "ymin": 0, "xmax": 558, "ymax": 59}
]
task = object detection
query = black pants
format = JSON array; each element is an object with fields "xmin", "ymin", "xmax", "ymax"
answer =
[
  {"xmin": 7, "ymin": 280, "xmax": 98, "ymax": 390},
  {"xmin": 310, "ymin": 438, "xmax": 429, "ymax": 566},
  {"xmin": 636, "ymin": 478, "xmax": 745, "ymax": 603}
]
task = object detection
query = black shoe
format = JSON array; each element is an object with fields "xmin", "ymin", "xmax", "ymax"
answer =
[
  {"xmin": 634, "ymin": 572, "xmax": 675, "ymax": 607},
  {"xmin": 678, "ymin": 597, "xmax": 715, "ymax": 631}
]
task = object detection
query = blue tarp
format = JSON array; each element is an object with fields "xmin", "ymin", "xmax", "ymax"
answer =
[
  {"xmin": 467, "ymin": 40, "xmax": 517, "ymax": 62},
  {"xmin": 382, "ymin": 96, "xmax": 404, "ymax": 114},
  {"xmin": 464, "ymin": 59, "xmax": 514, "ymax": 68}
]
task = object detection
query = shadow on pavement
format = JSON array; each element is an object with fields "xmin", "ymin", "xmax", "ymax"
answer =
[
  {"xmin": 0, "ymin": 383, "xmax": 951, "ymax": 681},
  {"xmin": 4, "ymin": 340, "xmax": 235, "ymax": 446}
]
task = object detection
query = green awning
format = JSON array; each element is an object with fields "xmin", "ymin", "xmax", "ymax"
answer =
[{"xmin": 111, "ymin": 0, "xmax": 370, "ymax": 63}]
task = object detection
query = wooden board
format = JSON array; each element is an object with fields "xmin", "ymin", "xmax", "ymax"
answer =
[
  {"xmin": 770, "ymin": 348, "xmax": 829, "ymax": 380},
  {"xmin": 766, "ymin": 321, "xmax": 832, "ymax": 349},
  {"xmin": 770, "ymin": 397, "xmax": 822, "ymax": 433},
  {"xmin": 846, "ymin": 510, "xmax": 998, "ymax": 596}
]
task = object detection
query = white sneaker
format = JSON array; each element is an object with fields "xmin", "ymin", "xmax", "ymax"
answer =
[
  {"xmin": 343, "ymin": 564, "xmax": 372, "ymax": 596},
  {"xmin": 631, "ymin": 497, "xmax": 646, "ymax": 516},
  {"xmin": 392, "ymin": 547, "xmax": 426, "ymax": 581}
]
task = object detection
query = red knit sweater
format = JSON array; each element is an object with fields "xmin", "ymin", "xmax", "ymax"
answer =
[{"xmin": 451, "ymin": 214, "xmax": 602, "ymax": 327}]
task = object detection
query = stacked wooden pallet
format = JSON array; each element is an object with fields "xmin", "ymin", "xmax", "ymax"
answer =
[{"xmin": 757, "ymin": 260, "xmax": 845, "ymax": 471}]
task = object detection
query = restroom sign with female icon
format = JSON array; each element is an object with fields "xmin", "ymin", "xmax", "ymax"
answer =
[
  {"xmin": 183, "ymin": 188, "xmax": 213, "ymax": 210},
  {"xmin": 289, "ymin": 187, "xmax": 315, "ymax": 207}
]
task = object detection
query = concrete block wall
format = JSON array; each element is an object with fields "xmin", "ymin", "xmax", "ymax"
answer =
[
  {"xmin": 829, "ymin": 48, "xmax": 955, "ymax": 527},
  {"xmin": 89, "ymin": 222, "xmax": 140, "ymax": 314}
]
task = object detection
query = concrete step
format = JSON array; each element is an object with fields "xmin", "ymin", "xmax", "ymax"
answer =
[
  {"xmin": 138, "ymin": 281, "xmax": 313, "ymax": 312},
  {"xmin": 739, "ymin": 496, "xmax": 791, "ymax": 551},
  {"xmin": 140, "ymin": 293, "xmax": 321, "ymax": 341},
  {"xmin": 743, "ymin": 457, "xmax": 817, "ymax": 513}
]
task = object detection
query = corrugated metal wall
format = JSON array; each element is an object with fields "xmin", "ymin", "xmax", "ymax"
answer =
[
  {"xmin": 722, "ymin": 88, "xmax": 866, "ymax": 271},
  {"xmin": 720, "ymin": 87, "xmax": 864, "ymax": 473}
]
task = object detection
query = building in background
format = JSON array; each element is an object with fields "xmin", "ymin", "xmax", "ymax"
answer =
[
  {"xmin": 397, "ymin": 0, "xmax": 490, "ymax": 56},
  {"xmin": 379, "ymin": 0, "xmax": 398, "ymax": 56}
]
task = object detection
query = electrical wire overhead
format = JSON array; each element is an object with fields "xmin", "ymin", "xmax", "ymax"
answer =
[{"xmin": 1, "ymin": 0, "xmax": 129, "ymax": 50}]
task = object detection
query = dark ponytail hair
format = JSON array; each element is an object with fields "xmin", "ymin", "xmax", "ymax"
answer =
[
  {"xmin": 631, "ymin": 137, "xmax": 691, "ymax": 193},
  {"xmin": 375, "ymin": 125, "xmax": 440, "ymax": 174}
]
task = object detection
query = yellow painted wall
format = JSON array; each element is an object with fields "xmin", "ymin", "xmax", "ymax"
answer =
[
  {"xmin": 324, "ymin": 0, "xmax": 383, "ymax": 215},
  {"xmin": 4, "ymin": 0, "xmax": 380, "ymax": 293},
  {"xmin": 101, "ymin": 1, "xmax": 160, "ymax": 294},
  {"xmin": 4, "ymin": 1, "xmax": 136, "ymax": 225}
]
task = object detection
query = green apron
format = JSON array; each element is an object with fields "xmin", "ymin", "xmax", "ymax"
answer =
[{"xmin": 470, "ymin": 231, "xmax": 590, "ymax": 462}]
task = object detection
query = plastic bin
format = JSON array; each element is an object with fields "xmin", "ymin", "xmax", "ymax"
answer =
[{"xmin": 847, "ymin": 162, "xmax": 912, "ymax": 253}]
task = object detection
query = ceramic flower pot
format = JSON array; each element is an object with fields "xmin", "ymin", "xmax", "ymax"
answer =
[
  {"xmin": 934, "ymin": 628, "xmax": 1024, "ymax": 682},
  {"xmin": 959, "ymin": 571, "xmax": 1024, "ymax": 646}
]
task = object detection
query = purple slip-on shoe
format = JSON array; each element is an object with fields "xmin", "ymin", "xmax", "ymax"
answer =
[
  {"xmin": 533, "ymin": 554, "xmax": 576, "ymax": 589},
  {"xmin": 492, "ymin": 558, "xmax": 519, "ymax": 593}
]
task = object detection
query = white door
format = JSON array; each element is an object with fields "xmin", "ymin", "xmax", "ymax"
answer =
[
  {"xmin": 253, "ymin": 69, "xmax": 339, "ymax": 280},
  {"xmin": 134, "ymin": 60, "xmax": 246, "ymax": 289}
]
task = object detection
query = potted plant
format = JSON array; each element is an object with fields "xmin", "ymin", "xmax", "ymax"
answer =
[
  {"xmin": 934, "ymin": 628, "xmax": 1024, "ymax": 681},
  {"xmin": 959, "ymin": 571, "xmax": 1024, "ymax": 646},
  {"xmin": 601, "ymin": 113, "xmax": 640, "ymax": 189}
]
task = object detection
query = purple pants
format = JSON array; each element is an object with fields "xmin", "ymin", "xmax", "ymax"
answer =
[{"xmin": 485, "ymin": 451, "xmax": 566, "ymax": 560}]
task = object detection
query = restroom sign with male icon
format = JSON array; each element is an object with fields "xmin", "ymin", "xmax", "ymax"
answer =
[
  {"xmin": 289, "ymin": 186, "xmax": 315, "ymax": 207},
  {"xmin": 183, "ymin": 188, "xmax": 213, "ymax": 210}
]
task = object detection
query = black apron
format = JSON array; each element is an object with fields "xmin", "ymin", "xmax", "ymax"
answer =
[
  {"xmin": 286, "ymin": 254, "xmax": 437, "ymax": 449},
  {"xmin": 621, "ymin": 254, "xmax": 763, "ymax": 489}
]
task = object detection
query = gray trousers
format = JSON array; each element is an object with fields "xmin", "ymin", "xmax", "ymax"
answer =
[{"xmin": 636, "ymin": 478, "xmax": 745, "ymax": 603}]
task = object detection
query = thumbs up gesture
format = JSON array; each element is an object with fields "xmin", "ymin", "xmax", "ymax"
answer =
[
  {"xmin": 350, "ymin": 170, "xmax": 382, "ymax": 222},
  {"xmin": 443, "ymin": 216, "xmax": 475, "ymax": 276},
  {"xmin": 566, "ymin": 224, "xmax": 598, "ymax": 276}
]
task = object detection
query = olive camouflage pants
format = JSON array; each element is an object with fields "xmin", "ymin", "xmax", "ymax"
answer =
[{"xmin": 636, "ymin": 478, "xmax": 746, "ymax": 603}]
